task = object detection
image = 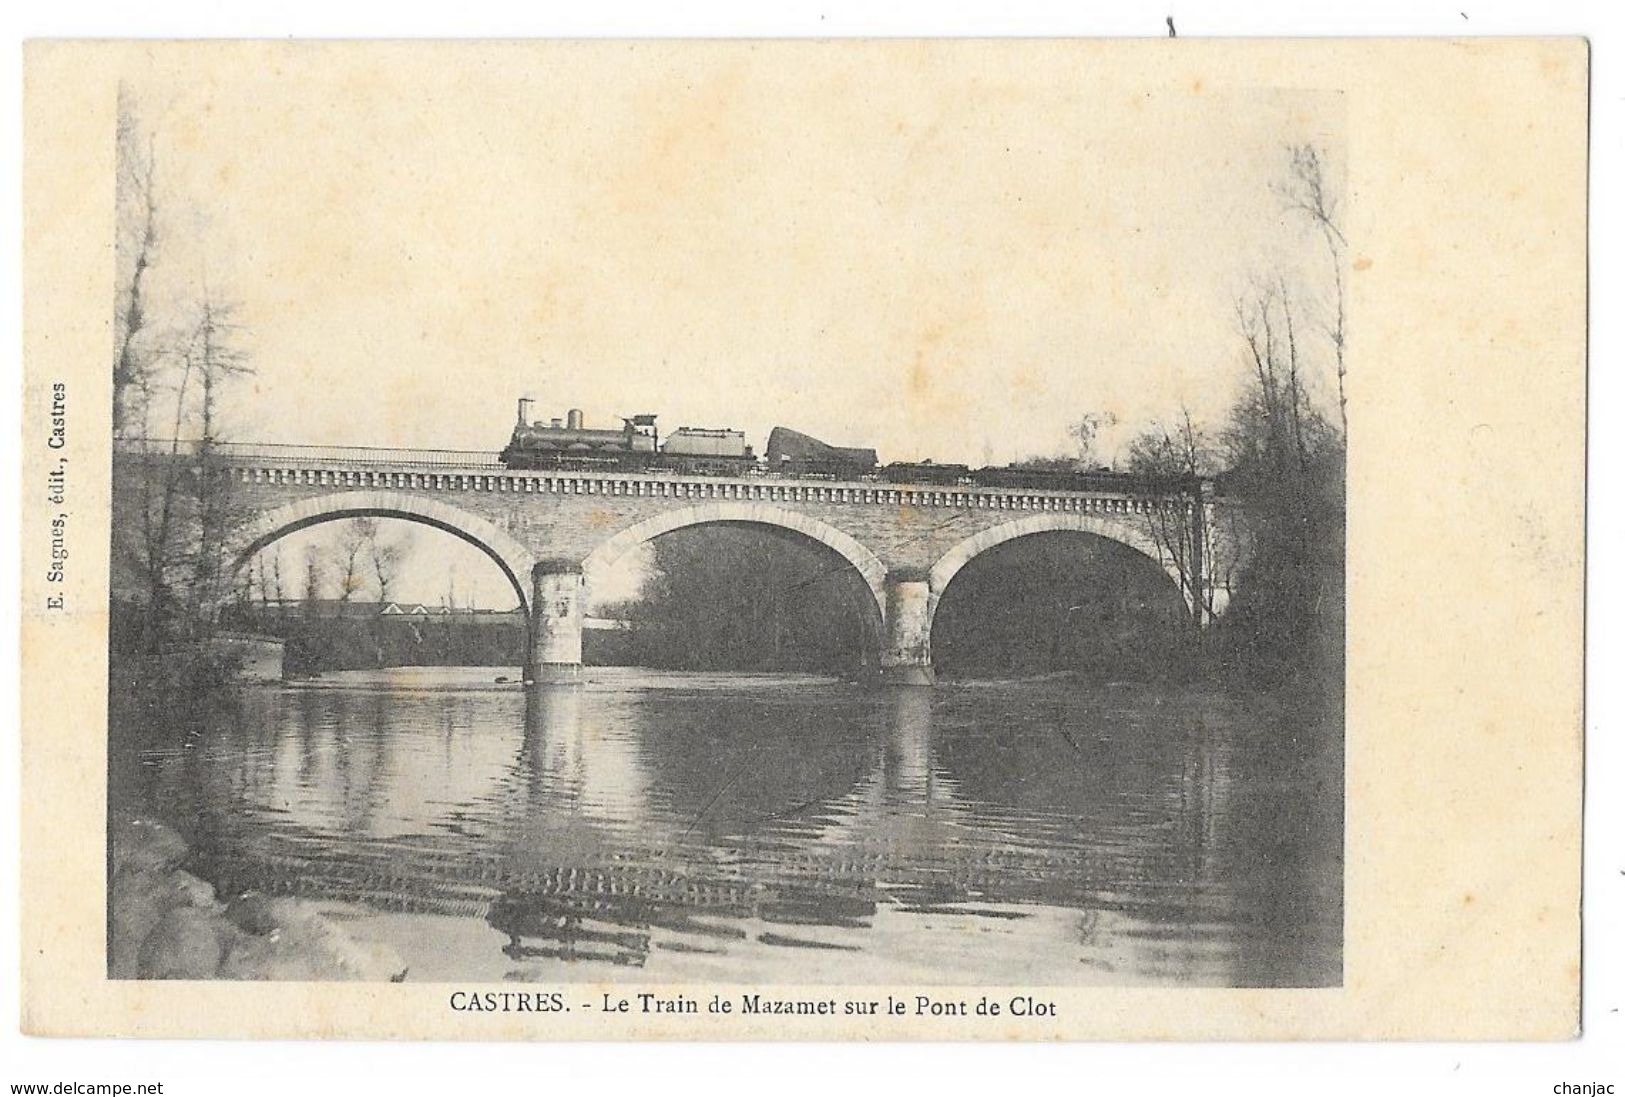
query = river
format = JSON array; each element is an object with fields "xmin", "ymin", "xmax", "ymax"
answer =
[{"xmin": 111, "ymin": 666, "xmax": 1342, "ymax": 987}]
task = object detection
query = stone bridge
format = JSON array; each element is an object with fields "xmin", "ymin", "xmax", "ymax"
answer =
[{"xmin": 114, "ymin": 441, "xmax": 1237, "ymax": 684}]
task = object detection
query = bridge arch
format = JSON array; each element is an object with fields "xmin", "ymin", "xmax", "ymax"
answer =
[
  {"xmin": 226, "ymin": 490, "xmax": 538, "ymax": 613},
  {"xmin": 582, "ymin": 501, "xmax": 889, "ymax": 630},
  {"xmin": 926, "ymin": 512, "xmax": 1192, "ymax": 627}
]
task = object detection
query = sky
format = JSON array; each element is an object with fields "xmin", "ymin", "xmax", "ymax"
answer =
[{"xmin": 126, "ymin": 42, "xmax": 1344, "ymax": 608}]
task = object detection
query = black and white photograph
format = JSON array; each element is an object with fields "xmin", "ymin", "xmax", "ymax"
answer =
[{"xmin": 101, "ymin": 44, "xmax": 1346, "ymax": 990}]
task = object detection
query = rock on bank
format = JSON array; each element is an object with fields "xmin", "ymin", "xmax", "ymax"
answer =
[{"xmin": 109, "ymin": 816, "xmax": 407, "ymax": 981}]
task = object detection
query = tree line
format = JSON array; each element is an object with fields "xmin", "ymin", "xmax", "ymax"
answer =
[
  {"xmin": 235, "ymin": 518, "xmax": 418, "ymax": 611},
  {"xmin": 606, "ymin": 525, "xmax": 878, "ymax": 675},
  {"xmin": 1122, "ymin": 144, "xmax": 1346, "ymax": 695}
]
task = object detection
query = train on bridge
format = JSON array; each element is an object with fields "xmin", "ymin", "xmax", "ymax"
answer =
[{"xmin": 498, "ymin": 400, "xmax": 1201, "ymax": 495}]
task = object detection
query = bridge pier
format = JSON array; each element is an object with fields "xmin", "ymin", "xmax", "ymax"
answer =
[
  {"xmin": 527, "ymin": 559, "xmax": 584, "ymax": 684},
  {"xmin": 880, "ymin": 571, "xmax": 935, "ymax": 686}
]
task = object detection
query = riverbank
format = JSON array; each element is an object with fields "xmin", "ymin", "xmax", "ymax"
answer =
[{"xmin": 109, "ymin": 816, "xmax": 408, "ymax": 981}]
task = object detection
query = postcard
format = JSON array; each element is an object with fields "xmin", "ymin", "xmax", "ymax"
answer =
[{"xmin": 20, "ymin": 38, "xmax": 1585, "ymax": 1039}]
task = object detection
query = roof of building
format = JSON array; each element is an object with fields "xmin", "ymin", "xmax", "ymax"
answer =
[{"xmin": 244, "ymin": 599, "xmax": 522, "ymax": 620}]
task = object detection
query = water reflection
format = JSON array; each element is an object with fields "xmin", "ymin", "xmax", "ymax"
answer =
[
  {"xmin": 517, "ymin": 685, "xmax": 652, "ymax": 829},
  {"xmin": 119, "ymin": 668, "xmax": 1341, "ymax": 986},
  {"xmin": 881, "ymin": 686, "xmax": 942, "ymax": 801}
]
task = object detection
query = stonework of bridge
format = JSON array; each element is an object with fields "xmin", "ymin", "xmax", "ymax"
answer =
[{"xmin": 114, "ymin": 442, "xmax": 1233, "ymax": 685}]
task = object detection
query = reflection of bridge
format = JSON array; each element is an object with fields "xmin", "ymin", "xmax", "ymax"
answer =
[
  {"xmin": 115, "ymin": 440, "xmax": 1239, "ymax": 684},
  {"xmin": 170, "ymin": 679, "xmax": 1279, "ymax": 983}
]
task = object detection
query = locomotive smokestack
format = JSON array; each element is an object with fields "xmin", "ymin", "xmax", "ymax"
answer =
[
  {"xmin": 516, "ymin": 397, "xmax": 535, "ymax": 428},
  {"xmin": 567, "ymin": 408, "xmax": 584, "ymax": 430}
]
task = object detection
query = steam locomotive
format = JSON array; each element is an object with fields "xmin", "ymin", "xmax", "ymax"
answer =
[
  {"xmin": 499, "ymin": 399, "xmax": 756, "ymax": 475},
  {"xmin": 498, "ymin": 399, "xmax": 1198, "ymax": 494}
]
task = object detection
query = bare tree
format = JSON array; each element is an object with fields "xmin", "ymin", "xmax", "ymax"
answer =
[
  {"xmin": 269, "ymin": 547, "xmax": 286, "ymax": 615},
  {"xmin": 186, "ymin": 287, "xmax": 254, "ymax": 625},
  {"xmin": 251, "ymin": 552, "xmax": 273, "ymax": 612},
  {"xmin": 1278, "ymin": 278, "xmax": 1308, "ymax": 471},
  {"xmin": 113, "ymin": 85, "xmax": 159, "ymax": 440},
  {"xmin": 1116, "ymin": 142, "xmax": 1347, "ymax": 686},
  {"xmin": 109, "ymin": 94, "xmax": 259, "ymax": 654},
  {"xmin": 1277, "ymin": 143, "xmax": 1347, "ymax": 436},
  {"xmin": 1125, "ymin": 409, "xmax": 1225, "ymax": 629},
  {"xmin": 121, "ymin": 287, "xmax": 257, "ymax": 644},
  {"xmin": 369, "ymin": 526, "xmax": 412, "ymax": 604},
  {"xmin": 303, "ymin": 544, "xmax": 326, "ymax": 617},
  {"xmin": 1230, "ymin": 280, "xmax": 1333, "ymax": 482},
  {"xmin": 125, "ymin": 333, "xmax": 198, "ymax": 648},
  {"xmin": 191, "ymin": 289, "xmax": 252, "ymax": 444},
  {"xmin": 1219, "ymin": 237, "xmax": 1345, "ymax": 683},
  {"xmin": 335, "ymin": 518, "xmax": 378, "ymax": 604},
  {"xmin": 233, "ymin": 555, "xmax": 257, "ymax": 613}
]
